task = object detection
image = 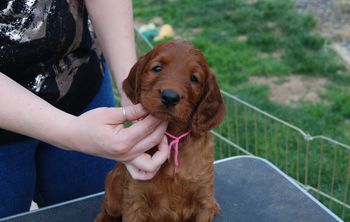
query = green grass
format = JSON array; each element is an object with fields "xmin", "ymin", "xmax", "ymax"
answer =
[
  {"xmin": 133, "ymin": 0, "xmax": 350, "ymax": 219},
  {"xmin": 133, "ymin": 0, "xmax": 350, "ymax": 143}
]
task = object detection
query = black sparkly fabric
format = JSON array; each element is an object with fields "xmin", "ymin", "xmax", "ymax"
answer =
[{"xmin": 0, "ymin": 0, "xmax": 104, "ymax": 143}]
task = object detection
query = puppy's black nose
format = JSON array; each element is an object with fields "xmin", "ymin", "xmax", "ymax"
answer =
[{"xmin": 160, "ymin": 90, "xmax": 180, "ymax": 107}]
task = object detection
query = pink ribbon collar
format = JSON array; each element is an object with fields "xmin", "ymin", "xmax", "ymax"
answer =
[{"xmin": 165, "ymin": 131, "xmax": 191, "ymax": 167}]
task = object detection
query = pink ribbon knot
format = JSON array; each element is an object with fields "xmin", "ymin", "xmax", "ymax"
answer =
[{"xmin": 164, "ymin": 131, "xmax": 191, "ymax": 167}]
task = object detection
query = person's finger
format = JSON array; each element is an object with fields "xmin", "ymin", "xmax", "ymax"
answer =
[
  {"xmin": 128, "ymin": 154, "xmax": 154, "ymax": 171},
  {"xmin": 118, "ymin": 117, "xmax": 165, "ymax": 150},
  {"xmin": 123, "ymin": 104, "xmax": 148, "ymax": 121},
  {"xmin": 150, "ymin": 136, "xmax": 170, "ymax": 166},
  {"xmin": 120, "ymin": 122, "xmax": 167, "ymax": 159},
  {"xmin": 124, "ymin": 163, "xmax": 157, "ymax": 180},
  {"xmin": 128, "ymin": 136, "xmax": 169, "ymax": 172},
  {"xmin": 98, "ymin": 104, "xmax": 148, "ymax": 124}
]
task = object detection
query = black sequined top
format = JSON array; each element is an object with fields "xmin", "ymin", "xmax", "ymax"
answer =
[{"xmin": 0, "ymin": 0, "xmax": 105, "ymax": 143}]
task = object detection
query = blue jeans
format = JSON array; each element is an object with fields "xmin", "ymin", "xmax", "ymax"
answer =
[{"xmin": 0, "ymin": 73, "xmax": 117, "ymax": 218}]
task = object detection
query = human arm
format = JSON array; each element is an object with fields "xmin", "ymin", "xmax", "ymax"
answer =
[
  {"xmin": 0, "ymin": 73, "xmax": 169, "ymax": 179},
  {"xmin": 84, "ymin": 0, "xmax": 170, "ymax": 179},
  {"xmin": 85, "ymin": 0, "xmax": 136, "ymax": 107}
]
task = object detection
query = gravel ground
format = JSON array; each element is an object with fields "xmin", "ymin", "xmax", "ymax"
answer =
[{"xmin": 295, "ymin": 0, "xmax": 350, "ymax": 51}]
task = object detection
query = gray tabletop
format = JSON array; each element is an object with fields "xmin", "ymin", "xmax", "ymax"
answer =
[
  {"xmin": 213, "ymin": 156, "xmax": 341, "ymax": 222},
  {"xmin": 0, "ymin": 156, "xmax": 342, "ymax": 222}
]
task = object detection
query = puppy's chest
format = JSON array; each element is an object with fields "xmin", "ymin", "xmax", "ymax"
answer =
[
  {"xmin": 140, "ymin": 169, "xmax": 212, "ymax": 213},
  {"xmin": 124, "ymin": 137, "xmax": 215, "ymax": 219},
  {"xmin": 151, "ymin": 140, "xmax": 214, "ymax": 204},
  {"xmin": 166, "ymin": 177, "xmax": 203, "ymax": 208}
]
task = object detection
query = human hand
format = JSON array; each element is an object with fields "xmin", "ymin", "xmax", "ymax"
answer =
[
  {"xmin": 69, "ymin": 104, "xmax": 169, "ymax": 177},
  {"xmin": 124, "ymin": 135, "xmax": 169, "ymax": 180}
]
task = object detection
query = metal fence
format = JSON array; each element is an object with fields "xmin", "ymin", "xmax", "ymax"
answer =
[
  {"xmin": 135, "ymin": 32, "xmax": 350, "ymax": 221},
  {"xmin": 213, "ymin": 91, "xmax": 350, "ymax": 220}
]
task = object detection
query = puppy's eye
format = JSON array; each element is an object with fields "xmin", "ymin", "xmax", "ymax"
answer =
[
  {"xmin": 190, "ymin": 74, "xmax": 199, "ymax": 83},
  {"xmin": 152, "ymin": 65, "xmax": 162, "ymax": 73}
]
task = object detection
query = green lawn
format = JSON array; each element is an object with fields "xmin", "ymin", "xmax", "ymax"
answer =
[
  {"xmin": 133, "ymin": 0, "xmax": 350, "ymax": 144},
  {"xmin": 133, "ymin": 0, "xmax": 350, "ymax": 219}
]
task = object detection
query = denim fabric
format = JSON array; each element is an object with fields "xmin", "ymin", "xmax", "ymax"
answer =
[{"xmin": 0, "ymin": 72, "xmax": 117, "ymax": 218}]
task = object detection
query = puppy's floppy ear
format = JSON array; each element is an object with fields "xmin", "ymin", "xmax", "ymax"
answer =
[
  {"xmin": 191, "ymin": 70, "xmax": 226, "ymax": 134},
  {"xmin": 122, "ymin": 54, "xmax": 148, "ymax": 104}
]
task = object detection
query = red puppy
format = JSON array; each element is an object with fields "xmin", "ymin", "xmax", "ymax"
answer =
[{"xmin": 96, "ymin": 39, "xmax": 226, "ymax": 222}]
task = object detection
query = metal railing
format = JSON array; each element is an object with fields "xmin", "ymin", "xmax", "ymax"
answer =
[{"xmin": 214, "ymin": 91, "xmax": 350, "ymax": 220}]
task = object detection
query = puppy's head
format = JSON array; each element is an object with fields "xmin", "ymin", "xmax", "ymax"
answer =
[{"xmin": 123, "ymin": 40, "xmax": 225, "ymax": 134}]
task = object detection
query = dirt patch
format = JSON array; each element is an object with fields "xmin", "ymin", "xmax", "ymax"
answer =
[
  {"xmin": 295, "ymin": 0, "xmax": 350, "ymax": 51},
  {"xmin": 258, "ymin": 51, "xmax": 282, "ymax": 59},
  {"xmin": 235, "ymin": 35, "xmax": 248, "ymax": 41},
  {"xmin": 250, "ymin": 75, "xmax": 328, "ymax": 107}
]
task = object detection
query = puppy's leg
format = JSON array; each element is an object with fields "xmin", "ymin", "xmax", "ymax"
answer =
[
  {"xmin": 122, "ymin": 206, "xmax": 149, "ymax": 222},
  {"xmin": 194, "ymin": 199, "xmax": 220, "ymax": 222},
  {"xmin": 213, "ymin": 199, "xmax": 220, "ymax": 215},
  {"xmin": 95, "ymin": 209, "xmax": 120, "ymax": 222},
  {"xmin": 96, "ymin": 165, "xmax": 126, "ymax": 221}
]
